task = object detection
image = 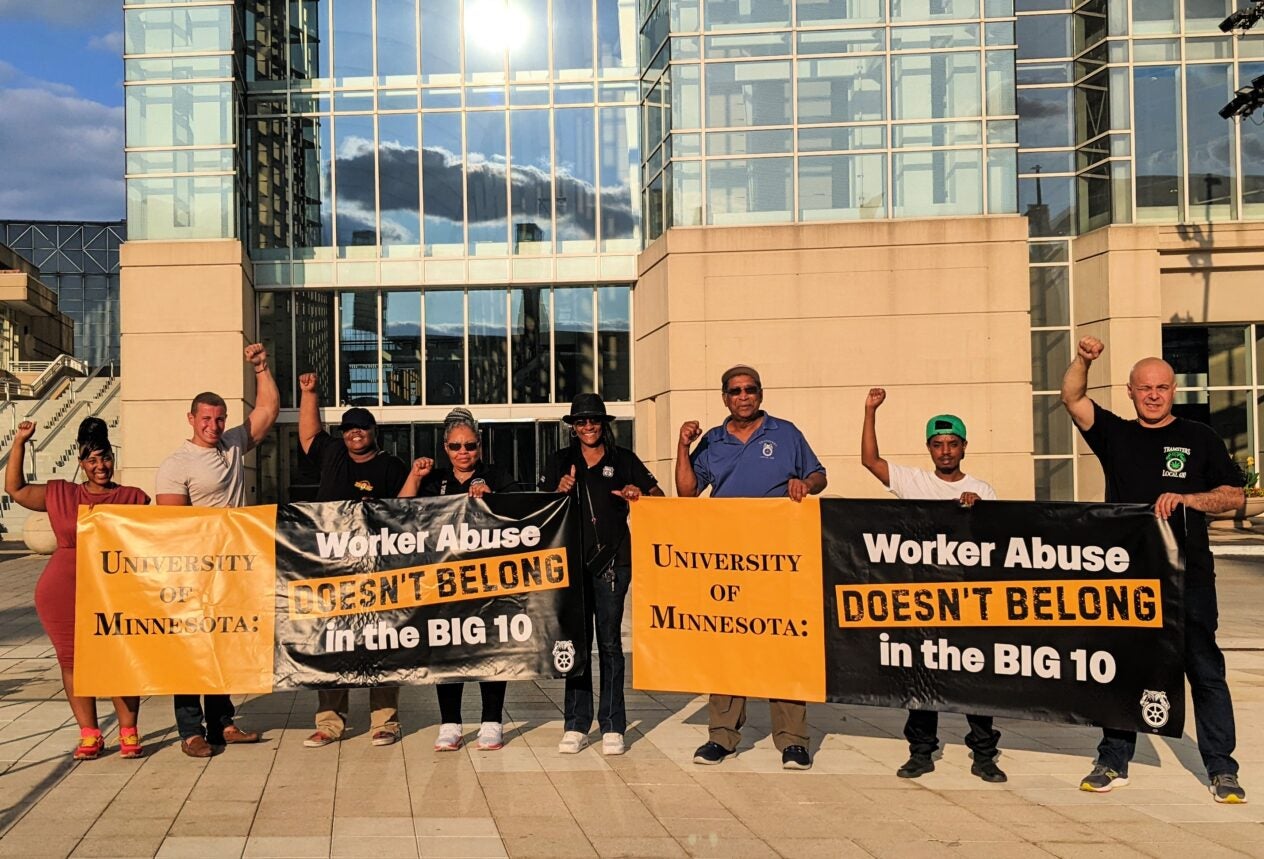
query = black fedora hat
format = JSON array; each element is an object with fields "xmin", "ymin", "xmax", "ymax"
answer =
[{"xmin": 562, "ymin": 393, "xmax": 612, "ymax": 424}]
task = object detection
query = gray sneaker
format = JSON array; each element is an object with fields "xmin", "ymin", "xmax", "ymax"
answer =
[
  {"xmin": 1080, "ymin": 764, "xmax": 1128, "ymax": 793},
  {"xmin": 1210, "ymin": 773, "xmax": 1247, "ymax": 804}
]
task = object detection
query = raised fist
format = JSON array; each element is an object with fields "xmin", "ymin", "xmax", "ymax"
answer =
[
  {"xmin": 1078, "ymin": 337, "xmax": 1104, "ymax": 363},
  {"xmin": 14, "ymin": 421, "xmax": 35, "ymax": 444},
  {"xmin": 865, "ymin": 388, "xmax": 886, "ymax": 410},
  {"xmin": 299, "ymin": 373, "xmax": 318, "ymax": 393},
  {"xmin": 245, "ymin": 343, "xmax": 268, "ymax": 368},
  {"xmin": 679, "ymin": 421, "xmax": 702, "ymax": 447}
]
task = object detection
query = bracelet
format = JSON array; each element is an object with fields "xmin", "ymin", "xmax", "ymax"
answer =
[{"xmin": 254, "ymin": 364, "xmax": 269, "ymax": 374}]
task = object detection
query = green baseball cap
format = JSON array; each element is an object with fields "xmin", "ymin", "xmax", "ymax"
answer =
[{"xmin": 926, "ymin": 414, "xmax": 967, "ymax": 441}]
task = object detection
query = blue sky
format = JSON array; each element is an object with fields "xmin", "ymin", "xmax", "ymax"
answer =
[{"xmin": 0, "ymin": 0, "xmax": 125, "ymax": 221}]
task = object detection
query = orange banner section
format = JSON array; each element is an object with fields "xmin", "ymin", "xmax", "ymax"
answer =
[
  {"xmin": 631, "ymin": 497, "xmax": 826, "ymax": 702},
  {"xmin": 286, "ymin": 549, "xmax": 568, "ymax": 620},
  {"xmin": 836, "ymin": 579, "xmax": 1163, "ymax": 628},
  {"xmin": 74, "ymin": 505, "xmax": 277, "ymax": 696}
]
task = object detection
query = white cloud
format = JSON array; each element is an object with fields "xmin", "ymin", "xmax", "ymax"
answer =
[
  {"xmin": 0, "ymin": 69, "xmax": 123, "ymax": 221},
  {"xmin": 0, "ymin": 0, "xmax": 118, "ymax": 25},
  {"xmin": 88, "ymin": 31, "xmax": 123, "ymax": 53}
]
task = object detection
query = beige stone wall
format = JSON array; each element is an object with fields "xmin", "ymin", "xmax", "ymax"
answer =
[
  {"xmin": 635, "ymin": 217, "xmax": 1035, "ymax": 500},
  {"xmin": 118, "ymin": 240, "xmax": 259, "ymax": 498}
]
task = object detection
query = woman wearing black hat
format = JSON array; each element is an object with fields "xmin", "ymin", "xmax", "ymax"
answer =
[{"xmin": 541, "ymin": 393, "xmax": 662, "ymax": 756}]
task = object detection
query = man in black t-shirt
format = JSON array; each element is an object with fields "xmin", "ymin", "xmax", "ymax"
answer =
[
  {"xmin": 1061, "ymin": 336, "xmax": 1246, "ymax": 804},
  {"xmin": 296, "ymin": 372, "xmax": 409, "ymax": 749}
]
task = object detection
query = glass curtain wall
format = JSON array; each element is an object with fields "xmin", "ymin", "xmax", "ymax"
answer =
[{"xmin": 639, "ymin": 0, "xmax": 1020, "ymax": 236}]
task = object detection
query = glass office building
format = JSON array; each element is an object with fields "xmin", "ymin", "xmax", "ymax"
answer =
[{"xmin": 120, "ymin": 0, "xmax": 1264, "ymax": 501}]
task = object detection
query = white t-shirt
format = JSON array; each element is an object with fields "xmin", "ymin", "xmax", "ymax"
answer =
[
  {"xmin": 154, "ymin": 423, "xmax": 253, "ymax": 508},
  {"xmin": 887, "ymin": 462, "xmax": 997, "ymax": 502}
]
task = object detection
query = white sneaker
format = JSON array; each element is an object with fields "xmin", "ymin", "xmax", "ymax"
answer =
[
  {"xmin": 476, "ymin": 722, "xmax": 504, "ymax": 750},
  {"xmin": 602, "ymin": 732, "xmax": 626, "ymax": 756},
  {"xmin": 434, "ymin": 723, "xmax": 464, "ymax": 751},
  {"xmin": 557, "ymin": 730, "xmax": 589, "ymax": 754}
]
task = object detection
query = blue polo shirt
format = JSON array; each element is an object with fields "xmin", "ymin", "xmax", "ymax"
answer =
[{"xmin": 691, "ymin": 413, "xmax": 826, "ymax": 499}]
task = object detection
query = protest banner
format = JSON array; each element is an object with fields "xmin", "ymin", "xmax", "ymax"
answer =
[
  {"xmin": 632, "ymin": 498, "xmax": 1186, "ymax": 737},
  {"xmin": 74, "ymin": 494, "xmax": 585, "ymax": 695}
]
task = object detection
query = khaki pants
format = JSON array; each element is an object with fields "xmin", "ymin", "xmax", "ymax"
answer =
[
  {"xmin": 708, "ymin": 694, "xmax": 808, "ymax": 752},
  {"xmin": 315, "ymin": 687, "xmax": 400, "ymax": 738}
]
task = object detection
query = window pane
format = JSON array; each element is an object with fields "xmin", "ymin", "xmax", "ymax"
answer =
[
  {"xmin": 1029, "ymin": 266, "xmax": 1069, "ymax": 326},
  {"xmin": 382, "ymin": 290, "xmax": 421, "ymax": 405},
  {"xmin": 464, "ymin": 0, "xmax": 505, "ymax": 81},
  {"xmin": 466, "ymin": 111, "xmax": 509, "ymax": 255},
  {"xmin": 1035, "ymin": 457, "xmax": 1074, "ymax": 500},
  {"xmin": 1164, "ymin": 325, "xmax": 1250, "ymax": 387},
  {"xmin": 259, "ymin": 292, "xmax": 295, "ymax": 409},
  {"xmin": 671, "ymin": 159, "xmax": 703, "ymax": 226},
  {"xmin": 340, "ymin": 290, "xmax": 379, "ymax": 405},
  {"xmin": 376, "ymin": 0, "xmax": 417, "ymax": 83},
  {"xmin": 598, "ymin": 285, "xmax": 630, "ymax": 401},
  {"xmin": 1017, "ymin": 87, "xmax": 1073, "ymax": 148},
  {"xmin": 1019, "ymin": 174, "xmax": 1073, "ymax": 236},
  {"xmin": 555, "ymin": 108, "xmax": 598, "ymax": 252},
  {"xmin": 986, "ymin": 50, "xmax": 1015, "ymax": 115},
  {"xmin": 421, "ymin": 0, "xmax": 461, "ymax": 82},
  {"xmin": 1242, "ymin": 62, "xmax": 1264, "ymax": 217},
  {"xmin": 1133, "ymin": 66, "xmax": 1182, "ymax": 221},
  {"xmin": 1186, "ymin": 0, "xmax": 1231, "ymax": 31},
  {"xmin": 554, "ymin": 287, "xmax": 594, "ymax": 403},
  {"xmin": 125, "ymin": 83, "xmax": 234, "ymax": 147},
  {"xmin": 1030, "ymin": 329, "xmax": 1070, "ymax": 391},
  {"xmin": 125, "ymin": 7, "xmax": 232, "ymax": 54},
  {"xmin": 891, "ymin": 53, "xmax": 981, "ymax": 120},
  {"xmin": 797, "ymin": 57, "xmax": 885, "ymax": 124},
  {"xmin": 893, "ymin": 150, "xmax": 983, "ymax": 217},
  {"xmin": 469, "ymin": 289, "xmax": 508, "ymax": 404},
  {"xmin": 796, "ymin": 0, "xmax": 885, "ymax": 25},
  {"xmin": 797, "ymin": 28, "xmax": 886, "ymax": 54},
  {"xmin": 296, "ymin": 291, "xmax": 336, "ymax": 404},
  {"xmin": 334, "ymin": 115, "xmax": 377, "ymax": 246},
  {"xmin": 378, "ymin": 114, "xmax": 421, "ymax": 247},
  {"xmin": 706, "ymin": 157, "xmax": 794, "ymax": 224},
  {"xmin": 798, "ymin": 154, "xmax": 886, "ymax": 220},
  {"xmin": 1186, "ymin": 64, "xmax": 1235, "ymax": 221},
  {"xmin": 600, "ymin": 106, "xmax": 640, "ymax": 251},
  {"xmin": 1015, "ymin": 13, "xmax": 1071, "ymax": 59},
  {"xmin": 1033, "ymin": 394, "xmax": 1072, "ymax": 454},
  {"xmin": 422, "ymin": 112, "xmax": 464, "ymax": 255},
  {"xmin": 332, "ymin": 0, "xmax": 373, "ymax": 84},
  {"xmin": 987, "ymin": 147, "xmax": 1017, "ymax": 213},
  {"xmin": 553, "ymin": 0, "xmax": 594, "ymax": 74},
  {"xmin": 510, "ymin": 109, "xmax": 553, "ymax": 253},
  {"xmin": 511, "ymin": 287, "xmax": 551, "ymax": 403},
  {"xmin": 706, "ymin": 61, "xmax": 793, "ymax": 128},
  {"xmin": 425, "ymin": 290, "xmax": 465, "ymax": 405},
  {"xmin": 705, "ymin": 0, "xmax": 790, "ymax": 30},
  {"xmin": 598, "ymin": 0, "xmax": 636, "ymax": 74},
  {"xmin": 672, "ymin": 64, "xmax": 701, "ymax": 129},
  {"xmin": 127, "ymin": 175, "xmax": 234, "ymax": 240},
  {"xmin": 890, "ymin": 0, "xmax": 979, "ymax": 20}
]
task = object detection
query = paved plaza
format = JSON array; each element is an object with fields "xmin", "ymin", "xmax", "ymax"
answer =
[{"xmin": 0, "ymin": 549, "xmax": 1260, "ymax": 859}]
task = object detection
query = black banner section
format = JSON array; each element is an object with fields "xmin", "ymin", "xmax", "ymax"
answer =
[
  {"xmin": 821, "ymin": 500, "xmax": 1186, "ymax": 737},
  {"xmin": 272, "ymin": 494, "xmax": 587, "ymax": 689}
]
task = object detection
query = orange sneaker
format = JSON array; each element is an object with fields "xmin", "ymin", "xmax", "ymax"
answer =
[
  {"xmin": 118, "ymin": 728, "xmax": 143, "ymax": 759},
  {"xmin": 74, "ymin": 728, "xmax": 104, "ymax": 761}
]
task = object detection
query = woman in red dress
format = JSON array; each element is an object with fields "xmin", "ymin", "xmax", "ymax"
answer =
[{"xmin": 5, "ymin": 417, "xmax": 150, "ymax": 759}]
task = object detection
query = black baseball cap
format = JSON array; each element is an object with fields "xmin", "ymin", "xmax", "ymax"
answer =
[{"xmin": 340, "ymin": 407, "xmax": 377, "ymax": 431}]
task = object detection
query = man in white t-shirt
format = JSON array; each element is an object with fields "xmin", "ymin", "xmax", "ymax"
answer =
[
  {"xmin": 155, "ymin": 343, "xmax": 280, "ymax": 758},
  {"xmin": 860, "ymin": 387, "xmax": 1005, "ymax": 784}
]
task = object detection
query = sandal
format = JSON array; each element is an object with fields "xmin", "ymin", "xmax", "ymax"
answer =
[
  {"xmin": 74, "ymin": 728, "xmax": 104, "ymax": 761},
  {"xmin": 118, "ymin": 728, "xmax": 143, "ymax": 759}
]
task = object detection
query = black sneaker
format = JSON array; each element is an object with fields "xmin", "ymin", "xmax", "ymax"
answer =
[
  {"xmin": 896, "ymin": 755, "xmax": 935, "ymax": 778},
  {"xmin": 692, "ymin": 741, "xmax": 735, "ymax": 765},
  {"xmin": 1079, "ymin": 764, "xmax": 1128, "ymax": 792},
  {"xmin": 781, "ymin": 745, "xmax": 811, "ymax": 770},
  {"xmin": 1210, "ymin": 773, "xmax": 1247, "ymax": 804},
  {"xmin": 971, "ymin": 757, "xmax": 1007, "ymax": 783}
]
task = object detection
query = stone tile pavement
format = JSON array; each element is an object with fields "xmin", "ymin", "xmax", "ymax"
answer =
[{"xmin": 0, "ymin": 552, "xmax": 1261, "ymax": 858}]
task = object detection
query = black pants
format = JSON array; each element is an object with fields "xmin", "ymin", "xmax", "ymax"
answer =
[
  {"xmin": 174, "ymin": 694, "xmax": 235, "ymax": 743},
  {"xmin": 564, "ymin": 564, "xmax": 629, "ymax": 735},
  {"xmin": 1096, "ymin": 585, "xmax": 1237, "ymax": 777},
  {"xmin": 437, "ymin": 681, "xmax": 507, "ymax": 724},
  {"xmin": 904, "ymin": 710, "xmax": 1000, "ymax": 761}
]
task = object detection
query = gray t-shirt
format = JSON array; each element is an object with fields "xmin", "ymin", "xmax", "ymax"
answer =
[{"xmin": 154, "ymin": 423, "xmax": 253, "ymax": 509}]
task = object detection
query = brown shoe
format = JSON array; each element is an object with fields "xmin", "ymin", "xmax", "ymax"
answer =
[
  {"xmin": 221, "ymin": 724, "xmax": 260, "ymax": 744},
  {"xmin": 181, "ymin": 736, "xmax": 213, "ymax": 758}
]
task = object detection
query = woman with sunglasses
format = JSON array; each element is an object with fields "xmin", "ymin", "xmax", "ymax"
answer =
[
  {"xmin": 5, "ymin": 417, "xmax": 150, "ymax": 760},
  {"xmin": 543, "ymin": 393, "xmax": 662, "ymax": 756},
  {"xmin": 400, "ymin": 407, "xmax": 518, "ymax": 751}
]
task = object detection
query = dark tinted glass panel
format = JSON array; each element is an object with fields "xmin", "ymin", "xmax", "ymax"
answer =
[
  {"xmin": 554, "ymin": 287, "xmax": 594, "ymax": 402},
  {"xmin": 296, "ymin": 290, "xmax": 336, "ymax": 404},
  {"xmin": 597, "ymin": 285, "xmax": 630, "ymax": 401},
  {"xmin": 511, "ymin": 287, "xmax": 551, "ymax": 403},
  {"xmin": 259, "ymin": 292, "xmax": 295, "ymax": 408},
  {"xmin": 469, "ymin": 289, "xmax": 508, "ymax": 404},
  {"xmin": 382, "ymin": 290, "xmax": 421, "ymax": 405},
  {"xmin": 340, "ymin": 291, "xmax": 379, "ymax": 405},
  {"xmin": 426, "ymin": 290, "xmax": 465, "ymax": 405}
]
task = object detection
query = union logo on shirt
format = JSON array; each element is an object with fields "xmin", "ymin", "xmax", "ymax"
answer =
[
  {"xmin": 354, "ymin": 480, "xmax": 374, "ymax": 492},
  {"xmin": 760, "ymin": 441, "xmax": 777, "ymax": 459},
  {"xmin": 1162, "ymin": 447, "xmax": 1190, "ymax": 478}
]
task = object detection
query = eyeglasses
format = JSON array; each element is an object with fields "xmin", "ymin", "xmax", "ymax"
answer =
[
  {"xmin": 572, "ymin": 417, "xmax": 604, "ymax": 427},
  {"xmin": 725, "ymin": 385, "xmax": 761, "ymax": 397},
  {"xmin": 446, "ymin": 441, "xmax": 480, "ymax": 452}
]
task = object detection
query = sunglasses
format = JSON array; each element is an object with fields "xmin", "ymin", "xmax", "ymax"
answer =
[
  {"xmin": 446, "ymin": 441, "xmax": 480, "ymax": 452},
  {"xmin": 725, "ymin": 385, "xmax": 761, "ymax": 397},
  {"xmin": 572, "ymin": 417, "xmax": 605, "ymax": 427}
]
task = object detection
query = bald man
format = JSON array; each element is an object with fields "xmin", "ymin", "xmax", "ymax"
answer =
[{"xmin": 1062, "ymin": 336, "xmax": 1246, "ymax": 804}]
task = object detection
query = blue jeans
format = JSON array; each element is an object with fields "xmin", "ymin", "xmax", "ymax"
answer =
[
  {"xmin": 564, "ymin": 564, "xmax": 629, "ymax": 735},
  {"xmin": 174, "ymin": 694, "xmax": 235, "ymax": 743},
  {"xmin": 1096, "ymin": 585, "xmax": 1237, "ymax": 777}
]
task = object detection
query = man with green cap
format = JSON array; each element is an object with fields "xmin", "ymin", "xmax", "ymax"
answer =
[{"xmin": 860, "ymin": 387, "xmax": 1005, "ymax": 783}]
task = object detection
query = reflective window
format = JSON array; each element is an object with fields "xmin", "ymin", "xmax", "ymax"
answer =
[
  {"xmin": 890, "ymin": 0, "xmax": 979, "ymax": 20},
  {"xmin": 555, "ymin": 108, "xmax": 598, "ymax": 251},
  {"xmin": 125, "ymin": 7, "xmax": 232, "ymax": 54},
  {"xmin": 1186, "ymin": 64, "xmax": 1235, "ymax": 221},
  {"xmin": 598, "ymin": 0, "xmax": 636, "ymax": 74},
  {"xmin": 425, "ymin": 290, "xmax": 465, "ymax": 405},
  {"xmin": 672, "ymin": 64, "xmax": 701, "ymax": 129},
  {"xmin": 1132, "ymin": 0, "xmax": 1177, "ymax": 33},
  {"xmin": 510, "ymin": 0, "xmax": 550, "ymax": 79},
  {"xmin": 600, "ymin": 106, "xmax": 640, "ymax": 251},
  {"xmin": 468, "ymin": 289, "xmax": 509, "ymax": 404},
  {"xmin": 796, "ymin": 0, "xmax": 885, "ymax": 25},
  {"xmin": 333, "ymin": 0, "xmax": 374, "ymax": 84},
  {"xmin": 1030, "ymin": 329, "xmax": 1069, "ymax": 391},
  {"xmin": 671, "ymin": 160, "xmax": 703, "ymax": 226},
  {"xmin": 512, "ymin": 287, "xmax": 551, "ymax": 403},
  {"xmin": 597, "ymin": 286, "xmax": 630, "ymax": 401},
  {"xmin": 892, "ymin": 150, "xmax": 983, "ymax": 217},
  {"xmin": 799, "ymin": 154, "xmax": 887, "ymax": 220},
  {"xmin": 421, "ymin": 0, "xmax": 461, "ymax": 82},
  {"xmin": 376, "ymin": 0, "xmax": 418, "ymax": 84},
  {"xmin": 1029, "ymin": 266, "xmax": 1069, "ymax": 326},
  {"xmin": 466, "ymin": 111, "xmax": 509, "ymax": 254},
  {"xmin": 797, "ymin": 57, "xmax": 885, "ymax": 124},
  {"xmin": 296, "ymin": 291, "xmax": 336, "ymax": 404},
  {"xmin": 1017, "ymin": 87, "xmax": 1073, "ymax": 149},
  {"xmin": 1243, "ymin": 63, "xmax": 1264, "ymax": 217},
  {"xmin": 381, "ymin": 291, "xmax": 421, "ymax": 405},
  {"xmin": 1035, "ymin": 457, "xmax": 1075, "ymax": 500},
  {"xmin": 334, "ymin": 115, "xmax": 378, "ymax": 246},
  {"xmin": 1019, "ymin": 173, "xmax": 1074, "ymax": 235},
  {"xmin": 796, "ymin": 29, "xmax": 885, "ymax": 55},
  {"xmin": 378, "ymin": 114, "xmax": 421, "ymax": 247},
  {"xmin": 707, "ymin": 157, "xmax": 793, "ymax": 224},
  {"xmin": 554, "ymin": 287, "xmax": 595, "ymax": 402},
  {"xmin": 1185, "ymin": 0, "xmax": 1232, "ymax": 32},
  {"xmin": 1133, "ymin": 66, "xmax": 1182, "ymax": 222},
  {"xmin": 890, "ymin": 24, "xmax": 979, "ymax": 51},
  {"xmin": 1015, "ymin": 14, "xmax": 1071, "ymax": 59},
  {"xmin": 553, "ymin": 0, "xmax": 595, "ymax": 75},
  {"xmin": 340, "ymin": 291, "xmax": 380, "ymax": 405},
  {"xmin": 510, "ymin": 109, "xmax": 554, "ymax": 254},
  {"xmin": 422, "ymin": 112, "xmax": 465, "ymax": 255},
  {"xmin": 125, "ymin": 83, "xmax": 234, "ymax": 147},
  {"xmin": 127, "ymin": 175, "xmax": 234, "ymax": 240},
  {"xmin": 891, "ymin": 53, "xmax": 981, "ymax": 120},
  {"xmin": 259, "ymin": 292, "xmax": 295, "ymax": 408},
  {"xmin": 1033, "ymin": 394, "xmax": 1073, "ymax": 454},
  {"xmin": 706, "ymin": 61, "xmax": 793, "ymax": 128},
  {"xmin": 464, "ymin": 0, "xmax": 506, "ymax": 81},
  {"xmin": 704, "ymin": 0, "xmax": 790, "ymax": 29}
]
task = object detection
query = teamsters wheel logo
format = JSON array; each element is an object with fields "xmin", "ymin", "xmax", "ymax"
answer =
[
  {"xmin": 1165, "ymin": 451, "xmax": 1188, "ymax": 473},
  {"xmin": 553, "ymin": 640, "xmax": 576, "ymax": 673},
  {"xmin": 1140, "ymin": 689, "xmax": 1171, "ymax": 728}
]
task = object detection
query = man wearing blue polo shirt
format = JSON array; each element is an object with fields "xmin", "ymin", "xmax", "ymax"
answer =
[{"xmin": 675, "ymin": 364, "xmax": 828, "ymax": 770}]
